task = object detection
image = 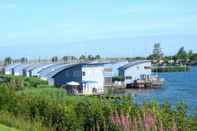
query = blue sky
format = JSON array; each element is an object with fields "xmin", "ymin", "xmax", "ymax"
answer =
[{"xmin": 0, "ymin": 0, "xmax": 197, "ymax": 59}]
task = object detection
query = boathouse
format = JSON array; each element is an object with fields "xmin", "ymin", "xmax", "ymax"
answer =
[
  {"xmin": 118, "ymin": 60, "xmax": 151, "ymax": 86},
  {"xmin": 4, "ymin": 64, "xmax": 21, "ymax": 75},
  {"xmin": 47, "ymin": 63, "xmax": 109, "ymax": 95}
]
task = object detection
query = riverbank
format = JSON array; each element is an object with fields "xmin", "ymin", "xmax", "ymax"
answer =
[
  {"xmin": 0, "ymin": 75, "xmax": 197, "ymax": 130},
  {"xmin": 152, "ymin": 65, "xmax": 191, "ymax": 72}
]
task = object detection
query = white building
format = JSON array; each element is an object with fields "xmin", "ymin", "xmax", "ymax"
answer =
[
  {"xmin": 48, "ymin": 63, "xmax": 107, "ymax": 95},
  {"xmin": 4, "ymin": 64, "xmax": 21, "ymax": 75},
  {"xmin": 118, "ymin": 60, "xmax": 152, "ymax": 86}
]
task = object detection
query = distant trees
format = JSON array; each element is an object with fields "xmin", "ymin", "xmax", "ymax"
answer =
[
  {"xmin": 148, "ymin": 43, "xmax": 163, "ymax": 60},
  {"xmin": 51, "ymin": 56, "xmax": 58, "ymax": 63},
  {"xmin": 175, "ymin": 47, "xmax": 188, "ymax": 61},
  {"xmin": 79, "ymin": 54, "xmax": 102, "ymax": 61},
  {"xmin": 20, "ymin": 57, "xmax": 28, "ymax": 64},
  {"xmin": 79, "ymin": 55, "xmax": 86, "ymax": 61},
  {"xmin": 4, "ymin": 57, "xmax": 12, "ymax": 65}
]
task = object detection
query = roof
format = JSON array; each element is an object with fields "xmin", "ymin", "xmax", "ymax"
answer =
[
  {"xmin": 5, "ymin": 64, "xmax": 21, "ymax": 70},
  {"xmin": 48, "ymin": 64, "xmax": 77, "ymax": 78},
  {"xmin": 14, "ymin": 64, "xmax": 31, "ymax": 71},
  {"xmin": 24, "ymin": 64, "xmax": 46, "ymax": 71},
  {"xmin": 118, "ymin": 60, "xmax": 151, "ymax": 70},
  {"xmin": 39, "ymin": 64, "xmax": 67, "ymax": 78}
]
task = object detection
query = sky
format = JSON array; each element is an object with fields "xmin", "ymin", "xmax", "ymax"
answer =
[{"xmin": 0, "ymin": 0, "xmax": 197, "ymax": 59}]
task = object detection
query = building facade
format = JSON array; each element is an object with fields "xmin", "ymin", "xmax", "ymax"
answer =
[{"xmin": 119, "ymin": 60, "xmax": 152, "ymax": 86}]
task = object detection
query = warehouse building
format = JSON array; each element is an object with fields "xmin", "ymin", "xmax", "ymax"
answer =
[
  {"xmin": 4, "ymin": 64, "xmax": 21, "ymax": 75},
  {"xmin": 118, "ymin": 60, "xmax": 151, "ymax": 86},
  {"xmin": 48, "ymin": 63, "xmax": 110, "ymax": 95}
]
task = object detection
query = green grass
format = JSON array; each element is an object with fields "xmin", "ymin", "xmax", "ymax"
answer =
[{"xmin": 0, "ymin": 124, "xmax": 18, "ymax": 131}]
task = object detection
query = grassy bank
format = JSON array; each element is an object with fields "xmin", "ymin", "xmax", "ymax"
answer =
[
  {"xmin": 0, "ymin": 75, "xmax": 197, "ymax": 130},
  {"xmin": 0, "ymin": 124, "xmax": 18, "ymax": 131},
  {"xmin": 152, "ymin": 65, "xmax": 191, "ymax": 72}
]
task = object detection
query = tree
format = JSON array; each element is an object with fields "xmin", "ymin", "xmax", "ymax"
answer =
[
  {"xmin": 52, "ymin": 56, "xmax": 58, "ymax": 63},
  {"xmin": 62, "ymin": 56, "xmax": 69, "ymax": 62},
  {"xmin": 175, "ymin": 47, "xmax": 188, "ymax": 63},
  {"xmin": 152, "ymin": 43, "xmax": 163, "ymax": 60},
  {"xmin": 88, "ymin": 55, "xmax": 94, "ymax": 61},
  {"xmin": 4, "ymin": 57, "xmax": 12, "ymax": 65},
  {"xmin": 20, "ymin": 57, "xmax": 28, "ymax": 63},
  {"xmin": 79, "ymin": 55, "xmax": 86, "ymax": 60},
  {"xmin": 188, "ymin": 50, "xmax": 193, "ymax": 60},
  {"xmin": 95, "ymin": 55, "xmax": 101, "ymax": 60}
]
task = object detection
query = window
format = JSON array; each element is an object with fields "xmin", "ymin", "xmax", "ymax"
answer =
[
  {"xmin": 126, "ymin": 76, "xmax": 132, "ymax": 80},
  {"xmin": 144, "ymin": 66, "xmax": 151, "ymax": 69},
  {"xmin": 82, "ymin": 71, "xmax": 86, "ymax": 76}
]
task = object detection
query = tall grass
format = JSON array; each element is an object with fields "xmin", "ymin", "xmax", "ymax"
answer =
[{"xmin": 0, "ymin": 111, "xmax": 54, "ymax": 131}]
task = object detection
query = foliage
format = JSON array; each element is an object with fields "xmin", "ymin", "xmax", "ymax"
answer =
[
  {"xmin": 0, "ymin": 76, "xmax": 197, "ymax": 130},
  {"xmin": 0, "ymin": 124, "xmax": 18, "ymax": 131},
  {"xmin": 112, "ymin": 76, "xmax": 124, "ymax": 82},
  {"xmin": 152, "ymin": 65, "xmax": 191, "ymax": 72},
  {"xmin": 4, "ymin": 57, "xmax": 13, "ymax": 66},
  {"xmin": 0, "ymin": 111, "xmax": 54, "ymax": 131},
  {"xmin": 148, "ymin": 43, "xmax": 163, "ymax": 60}
]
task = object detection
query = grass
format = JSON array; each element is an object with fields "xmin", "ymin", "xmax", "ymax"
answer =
[{"xmin": 0, "ymin": 124, "xmax": 18, "ymax": 131}]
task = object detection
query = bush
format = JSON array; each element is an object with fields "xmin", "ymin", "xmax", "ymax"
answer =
[{"xmin": 0, "ymin": 111, "xmax": 54, "ymax": 131}]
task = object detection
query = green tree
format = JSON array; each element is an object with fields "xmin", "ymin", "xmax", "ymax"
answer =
[
  {"xmin": 62, "ymin": 56, "xmax": 68, "ymax": 62},
  {"xmin": 88, "ymin": 55, "xmax": 94, "ymax": 61},
  {"xmin": 153, "ymin": 43, "xmax": 163, "ymax": 60},
  {"xmin": 175, "ymin": 47, "xmax": 188, "ymax": 63},
  {"xmin": 20, "ymin": 57, "xmax": 28, "ymax": 63},
  {"xmin": 95, "ymin": 55, "xmax": 101, "ymax": 60},
  {"xmin": 51, "ymin": 56, "xmax": 58, "ymax": 63},
  {"xmin": 148, "ymin": 43, "xmax": 163, "ymax": 60},
  {"xmin": 4, "ymin": 57, "xmax": 12, "ymax": 65},
  {"xmin": 79, "ymin": 55, "xmax": 86, "ymax": 61}
]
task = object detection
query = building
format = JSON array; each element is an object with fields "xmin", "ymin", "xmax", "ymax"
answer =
[
  {"xmin": 48, "ymin": 63, "xmax": 107, "ymax": 95},
  {"xmin": 118, "ymin": 60, "xmax": 151, "ymax": 86},
  {"xmin": 31, "ymin": 64, "xmax": 54, "ymax": 77},
  {"xmin": 13, "ymin": 64, "xmax": 31, "ymax": 76},
  {"xmin": 23, "ymin": 64, "xmax": 44, "ymax": 77},
  {"xmin": 39, "ymin": 64, "xmax": 67, "ymax": 80},
  {"xmin": 4, "ymin": 64, "xmax": 21, "ymax": 75},
  {"xmin": 111, "ymin": 61, "xmax": 128, "ymax": 77}
]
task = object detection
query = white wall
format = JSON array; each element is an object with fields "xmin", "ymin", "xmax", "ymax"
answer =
[
  {"xmin": 124, "ymin": 62, "xmax": 151, "ymax": 84},
  {"xmin": 82, "ymin": 66, "xmax": 104, "ymax": 94}
]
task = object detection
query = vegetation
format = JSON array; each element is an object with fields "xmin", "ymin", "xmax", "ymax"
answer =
[
  {"xmin": 152, "ymin": 65, "xmax": 191, "ymax": 72},
  {"xmin": 148, "ymin": 43, "xmax": 164, "ymax": 60},
  {"xmin": 0, "ymin": 124, "xmax": 18, "ymax": 131},
  {"xmin": 0, "ymin": 75, "xmax": 197, "ymax": 130},
  {"xmin": 112, "ymin": 76, "xmax": 124, "ymax": 82},
  {"xmin": 148, "ymin": 43, "xmax": 197, "ymax": 66}
]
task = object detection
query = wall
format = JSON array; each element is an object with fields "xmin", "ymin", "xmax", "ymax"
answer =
[
  {"xmin": 82, "ymin": 65, "xmax": 104, "ymax": 93},
  {"xmin": 52, "ymin": 65, "xmax": 82, "ymax": 86},
  {"xmin": 124, "ymin": 62, "xmax": 151, "ymax": 84}
]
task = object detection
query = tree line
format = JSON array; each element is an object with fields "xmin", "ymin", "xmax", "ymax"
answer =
[
  {"xmin": 147, "ymin": 43, "xmax": 197, "ymax": 65},
  {"xmin": 3, "ymin": 54, "xmax": 102, "ymax": 66}
]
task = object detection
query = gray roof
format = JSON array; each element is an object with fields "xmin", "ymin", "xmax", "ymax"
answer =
[
  {"xmin": 24, "ymin": 64, "xmax": 45, "ymax": 71},
  {"xmin": 14, "ymin": 64, "xmax": 31, "ymax": 71},
  {"xmin": 39, "ymin": 64, "xmax": 67, "ymax": 78},
  {"xmin": 118, "ymin": 60, "xmax": 151, "ymax": 70},
  {"xmin": 48, "ymin": 64, "xmax": 77, "ymax": 78},
  {"xmin": 5, "ymin": 64, "xmax": 21, "ymax": 70}
]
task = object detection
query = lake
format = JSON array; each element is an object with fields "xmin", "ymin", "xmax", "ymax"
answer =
[{"xmin": 117, "ymin": 66, "xmax": 197, "ymax": 115}]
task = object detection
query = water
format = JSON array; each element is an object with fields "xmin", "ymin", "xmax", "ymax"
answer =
[{"xmin": 117, "ymin": 66, "xmax": 197, "ymax": 115}]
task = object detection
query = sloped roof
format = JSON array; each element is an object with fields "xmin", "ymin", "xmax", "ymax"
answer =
[
  {"xmin": 47, "ymin": 64, "xmax": 78, "ymax": 78},
  {"xmin": 118, "ymin": 60, "xmax": 151, "ymax": 70},
  {"xmin": 39, "ymin": 64, "xmax": 67, "ymax": 78}
]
